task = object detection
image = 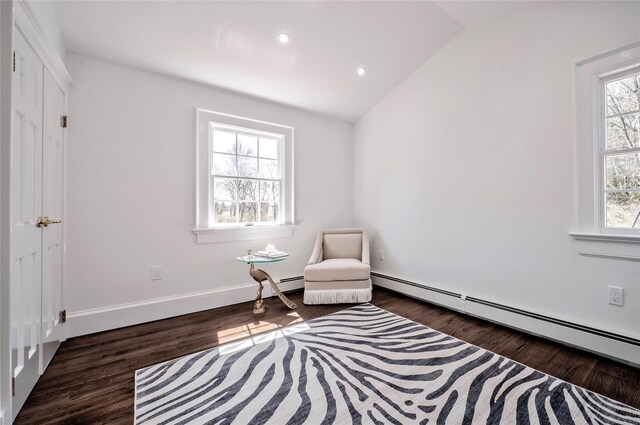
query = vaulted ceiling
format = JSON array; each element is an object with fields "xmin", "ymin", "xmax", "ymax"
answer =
[{"xmin": 51, "ymin": 1, "xmax": 543, "ymax": 122}]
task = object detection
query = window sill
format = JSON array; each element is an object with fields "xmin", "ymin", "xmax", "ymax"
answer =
[
  {"xmin": 193, "ymin": 224, "xmax": 295, "ymax": 244},
  {"xmin": 570, "ymin": 232, "xmax": 640, "ymax": 262},
  {"xmin": 569, "ymin": 232, "xmax": 640, "ymax": 243}
]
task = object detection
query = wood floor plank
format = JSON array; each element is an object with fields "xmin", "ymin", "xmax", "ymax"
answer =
[
  {"xmin": 582, "ymin": 359, "xmax": 640, "ymax": 407},
  {"xmin": 15, "ymin": 287, "xmax": 640, "ymax": 424}
]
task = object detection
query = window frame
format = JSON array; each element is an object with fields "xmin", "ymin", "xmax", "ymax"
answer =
[
  {"xmin": 209, "ymin": 123, "xmax": 285, "ymax": 227},
  {"xmin": 194, "ymin": 109, "xmax": 295, "ymax": 244},
  {"xmin": 572, "ymin": 42, "xmax": 640, "ymax": 243},
  {"xmin": 595, "ymin": 67, "xmax": 640, "ymax": 235}
]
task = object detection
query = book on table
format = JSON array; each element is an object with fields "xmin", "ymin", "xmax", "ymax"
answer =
[{"xmin": 254, "ymin": 251, "xmax": 289, "ymax": 258}]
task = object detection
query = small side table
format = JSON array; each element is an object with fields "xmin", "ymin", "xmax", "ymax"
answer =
[{"xmin": 236, "ymin": 254, "xmax": 298, "ymax": 315}]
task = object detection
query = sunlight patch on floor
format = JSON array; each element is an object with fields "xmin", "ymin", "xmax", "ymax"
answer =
[{"xmin": 217, "ymin": 312, "xmax": 310, "ymax": 355}]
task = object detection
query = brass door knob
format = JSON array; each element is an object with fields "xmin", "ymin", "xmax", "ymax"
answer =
[{"xmin": 36, "ymin": 217, "xmax": 62, "ymax": 227}]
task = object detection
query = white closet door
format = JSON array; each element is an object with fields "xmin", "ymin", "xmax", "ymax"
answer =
[
  {"xmin": 41, "ymin": 67, "xmax": 64, "ymax": 370},
  {"xmin": 10, "ymin": 29, "xmax": 43, "ymax": 418}
]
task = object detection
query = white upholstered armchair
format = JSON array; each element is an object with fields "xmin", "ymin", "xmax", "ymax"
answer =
[{"xmin": 303, "ymin": 228, "xmax": 372, "ymax": 305}]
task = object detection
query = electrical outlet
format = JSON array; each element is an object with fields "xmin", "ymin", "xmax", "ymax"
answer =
[
  {"xmin": 608, "ymin": 286, "xmax": 623, "ymax": 306},
  {"xmin": 377, "ymin": 250, "xmax": 384, "ymax": 261},
  {"xmin": 151, "ymin": 266, "xmax": 163, "ymax": 281}
]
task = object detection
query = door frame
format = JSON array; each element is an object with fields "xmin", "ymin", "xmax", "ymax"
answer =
[{"xmin": 0, "ymin": 2, "xmax": 15, "ymax": 422}]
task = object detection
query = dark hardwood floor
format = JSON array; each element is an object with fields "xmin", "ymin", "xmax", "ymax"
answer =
[{"xmin": 16, "ymin": 287, "xmax": 640, "ymax": 424}]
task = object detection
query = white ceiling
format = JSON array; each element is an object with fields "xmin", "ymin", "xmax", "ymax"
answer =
[
  {"xmin": 433, "ymin": 1, "xmax": 545, "ymax": 28},
  {"xmin": 51, "ymin": 1, "xmax": 542, "ymax": 122}
]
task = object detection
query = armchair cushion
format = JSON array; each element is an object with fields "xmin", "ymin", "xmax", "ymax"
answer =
[
  {"xmin": 323, "ymin": 233, "xmax": 362, "ymax": 260},
  {"xmin": 304, "ymin": 259, "xmax": 370, "ymax": 282}
]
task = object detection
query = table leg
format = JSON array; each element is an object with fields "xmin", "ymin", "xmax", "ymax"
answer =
[
  {"xmin": 253, "ymin": 279, "xmax": 268, "ymax": 314},
  {"xmin": 250, "ymin": 263, "xmax": 297, "ymax": 314}
]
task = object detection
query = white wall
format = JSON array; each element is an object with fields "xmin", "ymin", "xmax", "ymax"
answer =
[
  {"xmin": 354, "ymin": 0, "xmax": 640, "ymax": 344},
  {"xmin": 65, "ymin": 54, "xmax": 353, "ymax": 334}
]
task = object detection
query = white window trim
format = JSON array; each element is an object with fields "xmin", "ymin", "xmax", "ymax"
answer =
[
  {"xmin": 193, "ymin": 109, "xmax": 295, "ymax": 244},
  {"xmin": 572, "ymin": 41, "xmax": 640, "ymax": 245}
]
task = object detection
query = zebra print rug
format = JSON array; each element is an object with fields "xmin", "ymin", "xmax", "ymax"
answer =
[{"xmin": 135, "ymin": 304, "xmax": 640, "ymax": 424}]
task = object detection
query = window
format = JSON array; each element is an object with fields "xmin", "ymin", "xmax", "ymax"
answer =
[
  {"xmin": 600, "ymin": 71, "xmax": 640, "ymax": 230},
  {"xmin": 573, "ymin": 43, "xmax": 640, "ymax": 241},
  {"xmin": 211, "ymin": 127, "xmax": 283, "ymax": 226},
  {"xmin": 194, "ymin": 109, "xmax": 294, "ymax": 243}
]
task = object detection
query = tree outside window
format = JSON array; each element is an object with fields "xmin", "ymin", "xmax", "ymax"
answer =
[{"xmin": 210, "ymin": 128, "xmax": 282, "ymax": 226}]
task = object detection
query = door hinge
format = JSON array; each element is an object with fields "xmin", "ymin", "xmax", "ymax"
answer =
[
  {"xmin": 11, "ymin": 377, "xmax": 15, "ymax": 397},
  {"xmin": 12, "ymin": 50, "xmax": 15, "ymax": 72},
  {"xmin": 60, "ymin": 115, "xmax": 68, "ymax": 128},
  {"xmin": 59, "ymin": 309, "xmax": 67, "ymax": 323}
]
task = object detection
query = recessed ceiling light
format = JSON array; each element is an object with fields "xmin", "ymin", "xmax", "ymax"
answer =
[
  {"xmin": 357, "ymin": 67, "xmax": 367, "ymax": 76},
  {"xmin": 278, "ymin": 33, "xmax": 291, "ymax": 44}
]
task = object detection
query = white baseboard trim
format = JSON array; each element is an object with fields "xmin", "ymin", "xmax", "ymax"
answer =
[
  {"xmin": 66, "ymin": 282, "xmax": 272, "ymax": 338},
  {"xmin": 372, "ymin": 273, "xmax": 640, "ymax": 367},
  {"xmin": 66, "ymin": 277, "xmax": 308, "ymax": 339}
]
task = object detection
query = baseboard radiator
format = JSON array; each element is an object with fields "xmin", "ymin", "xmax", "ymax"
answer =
[{"xmin": 371, "ymin": 271, "xmax": 640, "ymax": 367}]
